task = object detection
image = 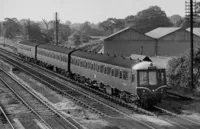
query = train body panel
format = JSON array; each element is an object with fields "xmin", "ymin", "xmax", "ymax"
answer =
[
  {"xmin": 37, "ymin": 46, "xmax": 69, "ymax": 69},
  {"xmin": 70, "ymin": 56, "xmax": 137, "ymax": 95}
]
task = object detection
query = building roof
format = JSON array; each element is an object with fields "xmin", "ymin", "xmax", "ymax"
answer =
[
  {"xmin": 104, "ymin": 27, "xmax": 153, "ymax": 41},
  {"xmin": 98, "ymin": 46, "xmax": 104, "ymax": 54},
  {"xmin": 186, "ymin": 27, "xmax": 200, "ymax": 37},
  {"xmin": 104, "ymin": 27, "xmax": 130, "ymax": 40},
  {"xmin": 146, "ymin": 27, "xmax": 181, "ymax": 39}
]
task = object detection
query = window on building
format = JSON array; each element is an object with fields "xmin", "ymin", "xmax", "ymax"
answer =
[
  {"xmin": 114, "ymin": 68, "xmax": 119, "ymax": 77},
  {"xmin": 123, "ymin": 70, "xmax": 128, "ymax": 80}
]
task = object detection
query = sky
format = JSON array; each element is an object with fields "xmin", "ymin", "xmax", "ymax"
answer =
[{"xmin": 1, "ymin": 0, "xmax": 186, "ymax": 23}]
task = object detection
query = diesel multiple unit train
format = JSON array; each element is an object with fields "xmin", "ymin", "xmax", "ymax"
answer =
[{"xmin": 17, "ymin": 40, "xmax": 167, "ymax": 107}]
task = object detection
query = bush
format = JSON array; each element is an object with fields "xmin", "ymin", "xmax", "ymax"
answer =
[{"xmin": 167, "ymin": 49, "xmax": 200, "ymax": 93}]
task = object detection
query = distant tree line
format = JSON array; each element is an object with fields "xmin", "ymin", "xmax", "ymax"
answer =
[{"xmin": 1, "ymin": 3, "xmax": 200, "ymax": 46}]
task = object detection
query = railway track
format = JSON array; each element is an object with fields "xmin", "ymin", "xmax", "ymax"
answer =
[
  {"xmin": 1, "ymin": 47, "xmax": 200, "ymax": 129},
  {"xmin": 0, "ymin": 104, "xmax": 15, "ymax": 129},
  {"xmin": 0, "ymin": 68, "xmax": 83, "ymax": 129}
]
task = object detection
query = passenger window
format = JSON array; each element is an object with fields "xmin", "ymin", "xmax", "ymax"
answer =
[
  {"xmin": 111, "ymin": 69, "xmax": 114, "ymax": 76},
  {"xmin": 107, "ymin": 67, "xmax": 111, "ymax": 75},
  {"xmin": 123, "ymin": 70, "xmax": 128, "ymax": 80},
  {"xmin": 119, "ymin": 71, "xmax": 123, "ymax": 79},
  {"xmin": 132, "ymin": 74, "xmax": 135, "ymax": 82},
  {"xmin": 91, "ymin": 63, "xmax": 93, "ymax": 70},
  {"xmin": 115, "ymin": 69, "xmax": 119, "ymax": 77},
  {"xmin": 85, "ymin": 62, "xmax": 87, "ymax": 68},
  {"xmin": 104, "ymin": 67, "xmax": 107, "ymax": 74},
  {"xmin": 100, "ymin": 65, "xmax": 104, "ymax": 73},
  {"xmin": 96, "ymin": 65, "xmax": 99, "ymax": 72},
  {"xmin": 87, "ymin": 62, "xmax": 90, "ymax": 69}
]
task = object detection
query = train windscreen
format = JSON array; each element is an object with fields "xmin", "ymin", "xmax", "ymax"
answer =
[{"xmin": 138, "ymin": 70, "xmax": 165, "ymax": 86}]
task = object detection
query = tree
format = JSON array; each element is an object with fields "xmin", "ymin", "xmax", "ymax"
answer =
[
  {"xmin": 99, "ymin": 18, "xmax": 125, "ymax": 35},
  {"xmin": 59, "ymin": 23, "xmax": 71, "ymax": 42},
  {"xmin": 79, "ymin": 21, "xmax": 92, "ymax": 35},
  {"xmin": 29, "ymin": 22, "xmax": 43, "ymax": 41},
  {"xmin": 125, "ymin": 15, "xmax": 135, "ymax": 27},
  {"xmin": 41, "ymin": 19, "xmax": 55, "ymax": 42},
  {"xmin": 168, "ymin": 49, "xmax": 200, "ymax": 93},
  {"xmin": 131, "ymin": 6, "xmax": 172, "ymax": 33},
  {"xmin": 3, "ymin": 18, "xmax": 22, "ymax": 39},
  {"xmin": 169, "ymin": 14, "xmax": 183, "ymax": 27},
  {"xmin": 69, "ymin": 31, "xmax": 81, "ymax": 46}
]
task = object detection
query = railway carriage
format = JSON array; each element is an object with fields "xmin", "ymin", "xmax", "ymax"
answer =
[
  {"xmin": 17, "ymin": 40, "xmax": 167, "ymax": 106},
  {"xmin": 71, "ymin": 51, "xmax": 138, "ymax": 101},
  {"xmin": 17, "ymin": 40, "xmax": 39, "ymax": 61},
  {"xmin": 37, "ymin": 44, "xmax": 71, "ymax": 73}
]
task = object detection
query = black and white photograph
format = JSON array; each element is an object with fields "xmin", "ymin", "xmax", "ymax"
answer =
[{"xmin": 1, "ymin": 0, "xmax": 200, "ymax": 129}]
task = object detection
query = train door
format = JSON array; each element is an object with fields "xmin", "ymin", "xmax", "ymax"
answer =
[{"xmin": 131, "ymin": 70, "xmax": 137, "ymax": 96}]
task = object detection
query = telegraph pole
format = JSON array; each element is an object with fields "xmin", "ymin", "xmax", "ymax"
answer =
[
  {"xmin": 55, "ymin": 12, "xmax": 59, "ymax": 45},
  {"xmin": 185, "ymin": 0, "xmax": 197, "ymax": 91},
  {"xmin": 190, "ymin": 0, "xmax": 194, "ymax": 91}
]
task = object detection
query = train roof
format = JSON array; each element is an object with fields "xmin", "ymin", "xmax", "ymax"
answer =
[
  {"xmin": 38, "ymin": 44, "xmax": 72, "ymax": 54},
  {"xmin": 72, "ymin": 51, "xmax": 139, "ymax": 68},
  {"xmin": 19, "ymin": 40, "xmax": 44, "ymax": 46},
  {"xmin": 132, "ymin": 61, "xmax": 163, "ymax": 70}
]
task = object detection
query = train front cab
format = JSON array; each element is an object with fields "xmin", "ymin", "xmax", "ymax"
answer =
[{"xmin": 134, "ymin": 62, "xmax": 167, "ymax": 106}]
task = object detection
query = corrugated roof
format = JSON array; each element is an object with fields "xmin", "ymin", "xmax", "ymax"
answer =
[
  {"xmin": 186, "ymin": 27, "xmax": 200, "ymax": 37},
  {"xmin": 104, "ymin": 27, "xmax": 154, "ymax": 41},
  {"xmin": 146, "ymin": 27, "xmax": 181, "ymax": 39},
  {"xmin": 104, "ymin": 27, "xmax": 130, "ymax": 40}
]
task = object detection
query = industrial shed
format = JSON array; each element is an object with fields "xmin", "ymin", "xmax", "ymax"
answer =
[
  {"xmin": 146, "ymin": 27, "xmax": 200, "ymax": 56},
  {"xmin": 104, "ymin": 27, "xmax": 155, "ymax": 56}
]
